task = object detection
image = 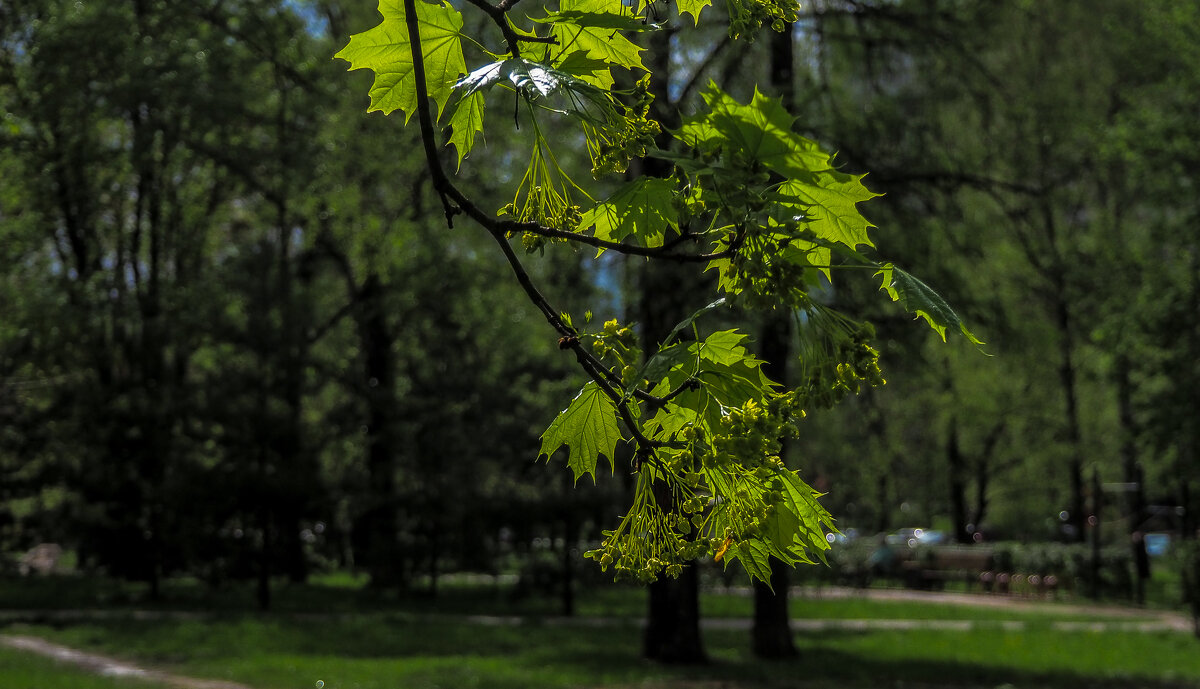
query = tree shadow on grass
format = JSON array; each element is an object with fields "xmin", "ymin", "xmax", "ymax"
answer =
[{"xmin": 675, "ymin": 629, "xmax": 1200, "ymax": 689}]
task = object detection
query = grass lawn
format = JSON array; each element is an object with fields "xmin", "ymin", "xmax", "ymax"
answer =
[
  {"xmin": 2, "ymin": 574, "xmax": 1196, "ymax": 689},
  {"xmin": 0, "ymin": 645, "xmax": 174, "ymax": 689},
  {"xmin": 10, "ymin": 612, "xmax": 1200, "ymax": 689}
]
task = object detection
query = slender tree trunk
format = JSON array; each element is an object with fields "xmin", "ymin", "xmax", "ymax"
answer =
[
  {"xmin": 1118, "ymin": 355, "xmax": 1149, "ymax": 599},
  {"xmin": 354, "ymin": 274, "xmax": 402, "ymax": 587},
  {"xmin": 561, "ymin": 506, "xmax": 575, "ymax": 617},
  {"xmin": 971, "ymin": 463, "xmax": 989, "ymax": 534},
  {"xmin": 1054, "ymin": 296, "xmax": 1086, "ymax": 543},
  {"xmin": 640, "ymin": 23, "xmax": 706, "ymax": 665},
  {"xmin": 257, "ymin": 503, "xmax": 272, "ymax": 611},
  {"xmin": 1088, "ymin": 467, "xmax": 1101, "ymax": 600},
  {"xmin": 946, "ymin": 416, "xmax": 971, "ymax": 544}
]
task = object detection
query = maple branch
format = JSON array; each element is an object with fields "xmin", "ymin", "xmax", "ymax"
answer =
[
  {"xmin": 406, "ymin": 0, "xmax": 668, "ymax": 438},
  {"xmin": 403, "ymin": 0, "xmax": 706, "ymax": 458},
  {"xmin": 401, "ymin": 0, "xmax": 732, "ymax": 264},
  {"xmin": 498, "ymin": 219, "xmax": 741, "ymax": 262},
  {"xmin": 462, "ymin": 0, "xmax": 556, "ymax": 57}
]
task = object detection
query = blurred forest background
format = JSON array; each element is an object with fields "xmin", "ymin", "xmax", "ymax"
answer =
[{"xmin": 0, "ymin": 0, "xmax": 1197, "ymax": 609}]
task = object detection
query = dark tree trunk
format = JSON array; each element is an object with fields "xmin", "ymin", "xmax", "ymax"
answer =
[
  {"xmin": 1054, "ymin": 296, "xmax": 1086, "ymax": 543},
  {"xmin": 257, "ymin": 505, "xmax": 272, "ymax": 611},
  {"xmin": 751, "ymin": 305, "xmax": 796, "ymax": 658},
  {"xmin": 1088, "ymin": 467, "xmax": 1102, "ymax": 600},
  {"xmin": 561, "ymin": 506, "xmax": 575, "ymax": 617},
  {"xmin": 644, "ymin": 564, "xmax": 706, "ymax": 663},
  {"xmin": 641, "ymin": 253, "xmax": 707, "ymax": 663},
  {"xmin": 969, "ymin": 420, "xmax": 1004, "ymax": 536},
  {"xmin": 971, "ymin": 463, "xmax": 989, "ymax": 535},
  {"xmin": 639, "ymin": 23, "xmax": 706, "ymax": 666},
  {"xmin": 353, "ymin": 273, "xmax": 402, "ymax": 587},
  {"xmin": 1117, "ymin": 356, "xmax": 1151, "ymax": 592},
  {"xmin": 946, "ymin": 416, "xmax": 971, "ymax": 544},
  {"xmin": 752, "ymin": 557, "xmax": 797, "ymax": 658}
]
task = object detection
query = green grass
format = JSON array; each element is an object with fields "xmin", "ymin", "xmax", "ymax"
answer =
[
  {"xmin": 0, "ymin": 645, "xmax": 174, "ymax": 689},
  {"xmin": 2, "ymin": 573, "xmax": 1194, "ymax": 689},
  {"xmin": 10, "ymin": 615, "xmax": 1200, "ymax": 689}
]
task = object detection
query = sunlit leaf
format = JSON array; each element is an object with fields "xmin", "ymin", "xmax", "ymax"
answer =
[
  {"xmin": 878, "ymin": 263, "xmax": 984, "ymax": 344},
  {"xmin": 539, "ymin": 382, "xmax": 624, "ymax": 482},
  {"xmin": 446, "ymin": 91, "xmax": 485, "ymax": 168},
  {"xmin": 578, "ymin": 177, "xmax": 676, "ymax": 247},
  {"xmin": 335, "ymin": 0, "xmax": 467, "ymax": 121},
  {"xmin": 549, "ymin": 0, "xmax": 646, "ymax": 73}
]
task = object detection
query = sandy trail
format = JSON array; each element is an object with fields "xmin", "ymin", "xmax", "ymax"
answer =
[{"xmin": 1, "ymin": 635, "xmax": 253, "ymax": 689}]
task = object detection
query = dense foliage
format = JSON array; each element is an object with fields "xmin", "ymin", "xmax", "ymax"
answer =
[{"xmin": 335, "ymin": 0, "xmax": 976, "ymax": 583}]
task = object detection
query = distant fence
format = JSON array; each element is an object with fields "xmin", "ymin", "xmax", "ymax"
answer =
[{"xmin": 789, "ymin": 538, "xmax": 1196, "ymax": 604}]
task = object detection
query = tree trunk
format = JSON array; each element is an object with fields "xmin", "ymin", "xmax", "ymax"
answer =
[
  {"xmin": 639, "ymin": 23, "xmax": 706, "ymax": 666},
  {"xmin": 641, "ymin": 253, "xmax": 707, "ymax": 663},
  {"xmin": 752, "ymin": 557, "xmax": 797, "ymax": 658},
  {"xmin": 1054, "ymin": 296, "xmax": 1086, "ymax": 543},
  {"xmin": 561, "ymin": 507, "xmax": 575, "ymax": 617},
  {"xmin": 751, "ymin": 303, "xmax": 796, "ymax": 658},
  {"xmin": 1088, "ymin": 467, "xmax": 1102, "ymax": 600},
  {"xmin": 946, "ymin": 416, "xmax": 971, "ymax": 544},
  {"xmin": 257, "ymin": 504, "xmax": 272, "ymax": 611},
  {"xmin": 644, "ymin": 564, "xmax": 706, "ymax": 663},
  {"xmin": 353, "ymin": 273, "xmax": 403, "ymax": 587}
]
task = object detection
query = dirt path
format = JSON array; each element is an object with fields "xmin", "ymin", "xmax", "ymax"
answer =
[
  {"xmin": 458, "ymin": 613, "xmax": 1192, "ymax": 633},
  {"xmin": 735, "ymin": 584, "xmax": 1196, "ymax": 625},
  {"xmin": 0, "ymin": 635, "xmax": 253, "ymax": 689}
]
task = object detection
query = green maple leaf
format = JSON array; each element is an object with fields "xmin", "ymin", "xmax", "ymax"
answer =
[
  {"xmin": 724, "ymin": 539, "xmax": 773, "ymax": 584},
  {"xmin": 695, "ymin": 330, "xmax": 750, "ymax": 366},
  {"xmin": 446, "ymin": 91, "xmax": 484, "ymax": 168},
  {"xmin": 698, "ymin": 358, "xmax": 773, "ymax": 407},
  {"xmin": 536, "ymin": 8, "xmax": 661, "ymax": 32},
  {"xmin": 539, "ymin": 382, "xmax": 623, "ymax": 482},
  {"xmin": 778, "ymin": 170, "xmax": 880, "ymax": 249},
  {"xmin": 761, "ymin": 502, "xmax": 802, "ymax": 555},
  {"xmin": 554, "ymin": 50, "xmax": 614, "ymax": 90},
  {"xmin": 877, "ymin": 263, "xmax": 984, "ymax": 345},
  {"xmin": 457, "ymin": 58, "xmax": 595, "ymax": 98},
  {"xmin": 778, "ymin": 470, "xmax": 835, "ymax": 562},
  {"xmin": 642, "ymin": 401, "xmax": 698, "ymax": 442},
  {"xmin": 549, "ymin": 0, "xmax": 645, "ymax": 74},
  {"xmin": 701, "ymin": 86, "xmax": 831, "ymax": 177},
  {"xmin": 578, "ymin": 177, "xmax": 676, "ymax": 248},
  {"xmin": 675, "ymin": 0, "xmax": 713, "ymax": 25},
  {"xmin": 334, "ymin": 0, "xmax": 466, "ymax": 121},
  {"xmin": 676, "ymin": 115, "xmax": 721, "ymax": 151},
  {"xmin": 684, "ymin": 85, "xmax": 880, "ymax": 249}
]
